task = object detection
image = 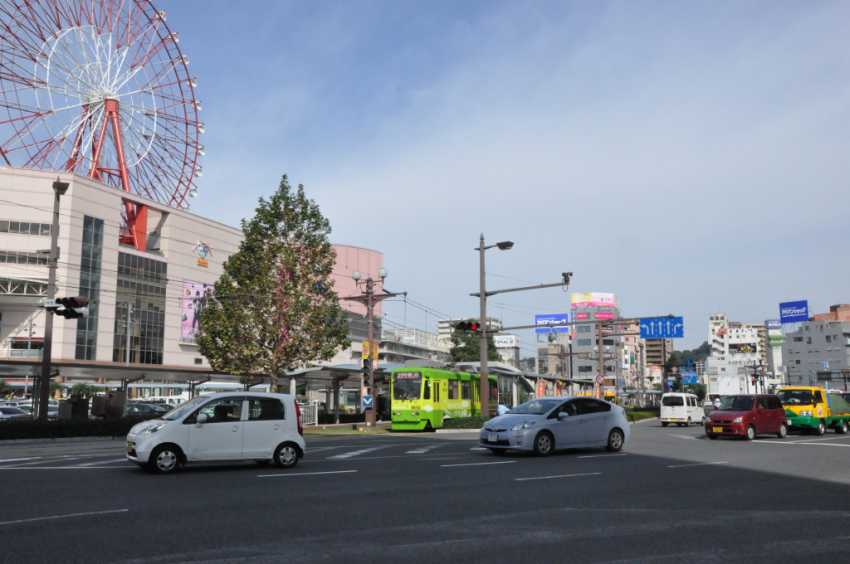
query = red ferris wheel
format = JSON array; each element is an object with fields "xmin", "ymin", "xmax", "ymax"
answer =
[{"xmin": 0, "ymin": 0, "xmax": 202, "ymax": 250}]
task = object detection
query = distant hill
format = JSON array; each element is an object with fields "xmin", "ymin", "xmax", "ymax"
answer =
[{"xmin": 674, "ymin": 341, "xmax": 711, "ymax": 364}]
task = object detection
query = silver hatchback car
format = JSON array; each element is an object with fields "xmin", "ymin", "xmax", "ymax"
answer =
[{"xmin": 480, "ymin": 396, "xmax": 630, "ymax": 456}]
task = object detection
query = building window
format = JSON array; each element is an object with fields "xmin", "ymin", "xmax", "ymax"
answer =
[
  {"xmin": 0, "ymin": 251, "xmax": 50, "ymax": 264},
  {"xmin": 0, "ymin": 220, "xmax": 55, "ymax": 236},
  {"xmin": 577, "ymin": 326, "xmax": 591, "ymax": 333},
  {"xmin": 75, "ymin": 216, "xmax": 104, "ymax": 360},
  {"xmin": 578, "ymin": 366, "xmax": 593, "ymax": 372},
  {"xmin": 113, "ymin": 252, "xmax": 167, "ymax": 365},
  {"xmin": 577, "ymin": 339, "xmax": 592, "ymax": 346}
]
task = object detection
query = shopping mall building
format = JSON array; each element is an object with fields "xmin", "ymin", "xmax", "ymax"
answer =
[{"xmin": 0, "ymin": 167, "xmax": 384, "ymax": 395}]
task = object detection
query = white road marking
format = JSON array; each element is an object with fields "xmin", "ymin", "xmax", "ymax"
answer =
[
  {"xmin": 258, "ymin": 470, "xmax": 357, "ymax": 478},
  {"xmin": 0, "ymin": 509, "xmax": 128, "ymax": 526},
  {"xmin": 422, "ymin": 457, "xmax": 459, "ymax": 461},
  {"xmin": 789, "ymin": 436, "xmax": 850, "ymax": 444},
  {"xmin": 668, "ymin": 461, "xmax": 728, "ymax": 468},
  {"xmin": 328, "ymin": 446, "xmax": 390, "ymax": 459},
  {"xmin": 0, "ymin": 466, "xmax": 134, "ymax": 470},
  {"xmin": 441, "ymin": 461, "xmax": 516, "ymax": 468},
  {"xmin": 577, "ymin": 453, "xmax": 628, "ymax": 459},
  {"xmin": 470, "ymin": 447, "xmax": 488, "ymax": 451},
  {"xmin": 674, "ymin": 435, "xmax": 698, "ymax": 440},
  {"xmin": 73, "ymin": 458, "xmax": 130, "ymax": 467},
  {"xmin": 0, "ymin": 457, "xmax": 42, "ymax": 464},
  {"xmin": 515, "ymin": 472, "xmax": 601, "ymax": 482},
  {"xmin": 1, "ymin": 457, "xmax": 86, "ymax": 468},
  {"xmin": 406, "ymin": 444, "xmax": 442, "ymax": 454}
]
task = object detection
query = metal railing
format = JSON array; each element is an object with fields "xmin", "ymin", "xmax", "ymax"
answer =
[
  {"xmin": 1, "ymin": 349, "xmax": 43, "ymax": 360},
  {"xmin": 300, "ymin": 404, "xmax": 319, "ymax": 426}
]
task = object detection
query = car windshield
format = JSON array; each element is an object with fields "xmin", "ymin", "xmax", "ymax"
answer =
[
  {"xmin": 393, "ymin": 380, "xmax": 421, "ymax": 401},
  {"xmin": 662, "ymin": 396, "xmax": 684, "ymax": 406},
  {"xmin": 508, "ymin": 399, "xmax": 562, "ymax": 415},
  {"xmin": 777, "ymin": 389, "xmax": 815, "ymax": 406},
  {"xmin": 161, "ymin": 396, "xmax": 208, "ymax": 421},
  {"xmin": 720, "ymin": 396, "xmax": 755, "ymax": 411}
]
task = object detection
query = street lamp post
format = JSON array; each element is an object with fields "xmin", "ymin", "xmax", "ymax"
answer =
[
  {"xmin": 37, "ymin": 177, "xmax": 68, "ymax": 420},
  {"xmin": 341, "ymin": 269, "xmax": 406, "ymax": 428}
]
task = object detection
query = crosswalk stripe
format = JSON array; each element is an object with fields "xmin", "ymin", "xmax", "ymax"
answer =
[{"xmin": 328, "ymin": 446, "xmax": 390, "ymax": 459}]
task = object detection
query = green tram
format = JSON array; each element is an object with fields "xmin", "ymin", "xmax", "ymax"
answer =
[{"xmin": 390, "ymin": 367, "xmax": 498, "ymax": 430}]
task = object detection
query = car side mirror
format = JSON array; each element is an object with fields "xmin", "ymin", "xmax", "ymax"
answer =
[
  {"xmin": 557, "ymin": 412, "xmax": 569, "ymax": 420},
  {"xmin": 196, "ymin": 413, "xmax": 207, "ymax": 427},
  {"xmin": 757, "ymin": 406, "xmax": 764, "ymax": 412}
]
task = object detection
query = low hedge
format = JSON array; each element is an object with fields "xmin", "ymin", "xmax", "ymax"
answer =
[
  {"xmin": 0, "ymin": 415, "xmax": 159, "ymax": 441},
  {"xmin": 623, "ymin": 408, "xmax": 660, "ymax": 423},
  {"xmin": 442, "ymin": 416, "xmax": 488, "ymax": 430}
]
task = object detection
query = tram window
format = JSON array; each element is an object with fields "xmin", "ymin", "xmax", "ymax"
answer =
[
  {"xmin": 423, "ymin": 380, "xmax": 431, "ymax": 400},
  {"xmin": 449, "ymin": 381, "xmax": 458, "ymax": 400},
  {"xmin": 434, "ymin": 382, "xmax": 440, "ymax": 402},
  {"xmin": 461, "ymin": 381, "xmax": 471, "ymax": 400}
]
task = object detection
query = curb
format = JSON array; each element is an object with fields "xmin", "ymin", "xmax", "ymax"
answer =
[
  {"xmin": 0, "ymin": 436, "xmax": 124, "ymax": 445},
  {"xmin": 630, "ymin": 416, "xmax": 659, "ymax": 425},
  {"xmin": 436, "ymin": 429, "xmax": 482, "ymax": 434}
]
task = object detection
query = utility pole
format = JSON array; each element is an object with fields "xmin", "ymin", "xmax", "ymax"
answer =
[
  {"xmin": 37, "ymin": 178, "xmax": 68, "ymax": 420},
  {"xmin": 341, "ymin": 269, "xmax": 406, "ymax": 427}
]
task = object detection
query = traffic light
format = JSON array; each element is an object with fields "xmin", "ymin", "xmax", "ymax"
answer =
[
  {"xmin": 751, "ymin": 377, "xmax": 756, "ymax": 385},
  {"xmin": 54, "ymin": 296, "xmax": 91, "ymax": 319},
  {"xmin": 363, "ymin": 358, "xmax": 372, "ymax": 389},
  {"xmin": 452, "ymin": 320, "xmax": 481, "ymax": 332}
]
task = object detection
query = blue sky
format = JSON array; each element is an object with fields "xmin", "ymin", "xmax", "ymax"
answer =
[{"xmin": 167, "ymin": 0, "xmax": 850, "ymax": 354}]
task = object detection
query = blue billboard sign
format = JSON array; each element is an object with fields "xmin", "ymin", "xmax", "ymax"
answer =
[
  {"xmin": 765, "ymin": 319, "xmax": 781, "ymax": 329},
  {"xmin": 534, "ymin": 313, "xmax": 570, "ymax": 334},
  {"xmin": 779, "ymin": 301, "xmax": 808, "ymax": 324},
  {"xmin": 639, "ymin": 317, "xmax": 684, "ymax": 339}
]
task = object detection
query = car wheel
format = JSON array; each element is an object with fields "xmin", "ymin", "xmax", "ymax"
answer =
[
  {"xmin": 836, "ymin": 421, "xmax": 848, "ymax": 434},
  {"xmin": 816, "ymin": 420, "xmax": 826, "ymax": 436},
  {"xmin": 148, "ymin": 445, "xmax": 180, "ymax": 475},
  {"xmin": 707, "ymin": 434, "xmax": 718, "ymax": 440},
  {"xmin": 745, "ymin": 425, "xmax": 756, "ymax": 441},
  {"xmin": 274, "ymin": 443, "xmax": 300, "ymax": 469},
  {"xmin": 687, "ymin": 417, "xmax": 692, "ymax": 427},
  {"xmin": 661, "ymin": 422, "xmax": 669, "ymax": 427},
  {"xmin": 533, "ymin": 432, "xmax": 554, "ymax": 457},
  {"xmin": 489, "ymin": 448, "xmax": 507, "ymax": 456},
  {"xmin": 701, "ymin": 416, "xmax": 706, "ymax": 425},
  {"xmin": 776, "ymin": 424, "xmax": 787, "ymax": 439},
  {"xmin": 606, "ymin": 429, "xmax": 624, "ymax": 452}
]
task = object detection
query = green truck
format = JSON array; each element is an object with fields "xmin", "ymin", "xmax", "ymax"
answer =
[{"xmin": 777, "ymin": 387, "xmax": 850, "ymax": 435}]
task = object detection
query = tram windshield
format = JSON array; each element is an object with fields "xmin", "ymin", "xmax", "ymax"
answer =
[{"xmin": 393, "ymin": 372, "xmax": 422, "ymax": 401}]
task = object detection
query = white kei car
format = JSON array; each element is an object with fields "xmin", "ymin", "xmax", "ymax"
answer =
[{"xmin": 126, "ymin": 392, "xmax": 305, "ymax": 474}]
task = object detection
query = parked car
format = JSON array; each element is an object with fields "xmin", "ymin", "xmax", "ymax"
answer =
[
  {"xmin": 706, "ymin": 394, "xmax": 787, "ymax": 440},
  {"xmin": 480, "ymin": 396, "xmax": 630, "ymax": 456},
  {"xmin": 126, "ymin": 392, "xmax": 305, "ymax": 474},
  {"xmin": 0, "ymin": 407, "xmax": 31, "ymax": 421},
  {"xmin": 126, "ymin": 403, "xmax": 170, "ymax": 415},
  {"xmin": 660, "ymin": 393, "xmax": 705, "ymax": 427}
]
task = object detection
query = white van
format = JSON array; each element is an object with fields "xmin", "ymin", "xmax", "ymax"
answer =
[
  {"xmin": 126, "ymin": 392, "xmax": 305, "ymax": 474},
  {"xmin": 660, "ymin": 393, "xmax": 705, "ymax": 427}
]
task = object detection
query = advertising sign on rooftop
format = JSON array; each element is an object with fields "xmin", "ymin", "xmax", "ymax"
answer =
[
  {"xmin": 779, "ymin": 300, "xmax": 808, "ymax": 324},
  {"xmin": 571, "ymin": 292, "xmax": 618, "ymax": 308},
  {"xmin": 765, "ymin": 319, "xmax": 781, "ymax": 329},
  {"xmin": 534, "ymin": 313, "xmax": 570, "ymax": 334}
]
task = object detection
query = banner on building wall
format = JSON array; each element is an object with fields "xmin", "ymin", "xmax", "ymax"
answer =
[
  {"xmin": 779, "ymin": 300, "xmax": 808, "ymax": 323},
  {"xmin": 811, "ymin": 312, "xmax": 837, "ymax": 321},
  {"xmin": 534, "ymin": 313, "xmax": 570, "ymax": 334},
  {"xmin": 571, "ymin": 292, "xmax": 618, "ymax": 308},
  {"xmin": 536, "ymin": 379, "xmax": 546, "ymax": 397},
  {"xmin": 494, "ymin": 335, "xmax": 518, "ymax": 347},
  {"xmin": 728, "ymin": 343, "xmax": 758, "ymax": 354},
  {"xmin": 181, "ymin": 280, "xmax": 214, "ymax": 343}
]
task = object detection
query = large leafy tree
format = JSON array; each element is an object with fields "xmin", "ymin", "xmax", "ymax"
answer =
[
  {"xmin": 449, "ymin": 321, "xmax": 500, "ymax": 363},
  {"xmin": 197, "ymin": 176, "xmax": 350, "ymax": 393}
]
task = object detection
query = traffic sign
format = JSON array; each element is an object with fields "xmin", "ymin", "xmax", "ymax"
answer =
[
  {"xmin": 639, "ymin": 317, "xmax": 684, "ymax": 339},
  {"xmin": 670, "ymin": 366, "xmax": 678, "ymax": 373},
  {"xmin": 681, "ymin": 370, "xmax": 697, "ymax": 384},
  {"xmin": 595, "ymin": 375, "xmax": 604, "ymax": 384},
  {"xmin": 686, "ymin": 358, "xmax": 694, "ymax": 368},
  {"xmin": 43, "ymin": 299, "xmax": 56, "ymax": 308},
  {"xmin": 362, "ymin": 395, "xmax": 373, "ymax": 408}
]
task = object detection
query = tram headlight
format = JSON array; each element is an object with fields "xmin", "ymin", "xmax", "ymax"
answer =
[{"xmin": 411, "ymin": 411, "xmax": 420, "ymax": 416}]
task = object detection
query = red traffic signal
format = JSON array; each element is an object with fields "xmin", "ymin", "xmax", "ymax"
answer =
[
  {"xmin": 54, "ymin": 296, "xmax": 92, "ymax": 319},
  {"xmin": 453, "ymin": 320, "xmax": 481, "ymax": 332},
  {"xmin": 56, "ymin": 296, "xmax": 90, "ymax": 308}
]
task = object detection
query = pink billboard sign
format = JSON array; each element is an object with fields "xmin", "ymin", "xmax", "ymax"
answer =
[
  {"xmin": 595, "ymin": 312, "xmax": 615, "ymax": 320},
  {"xmin": 575, "ymin": 313, "xmax": 589, "ymax": 320},
  {"xmin": 571, "ymin": 292, "xmax": 618, "ymax": 308},
  {"xmin": 182, "ymin": 280, "xmax": 214, "ymax": 343}
]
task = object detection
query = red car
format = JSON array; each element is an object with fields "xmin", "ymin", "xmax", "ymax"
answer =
[{"xmin": 706, "ymin": 394, "xmax": 787, "ymax": 440}]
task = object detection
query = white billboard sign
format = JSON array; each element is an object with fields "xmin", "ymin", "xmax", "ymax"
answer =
[{"xmin": 494, "ymin": 335, "xmax": 518, "ymax": 348}]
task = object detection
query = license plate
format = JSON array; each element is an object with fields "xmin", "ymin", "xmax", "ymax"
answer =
[
  {"xmin": 488, "ymin": 433, "xmax": 498, "ymax": 442},
  {"xmin": 712, "ymin": 427, "xmax": 723, "ymax": 433},
  {"xmin": 127, "ymin": 442, "xmax": 133, "ymax": 453}
]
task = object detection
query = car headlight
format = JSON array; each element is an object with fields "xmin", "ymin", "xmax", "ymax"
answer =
[
  {"xmin": 139, "ymin": 423, "xmax": 167, "ymax": 434},
  {"xmin": 511, "ymin": 421, "xmax": 536, "ymax": 431},
  {"xmin": 732, "ymin": 417, "xmax": 742, "ymax": 424},
  {"xmin": 799, "ymin": 410, "xmax": 813, "ymax": 417}
]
